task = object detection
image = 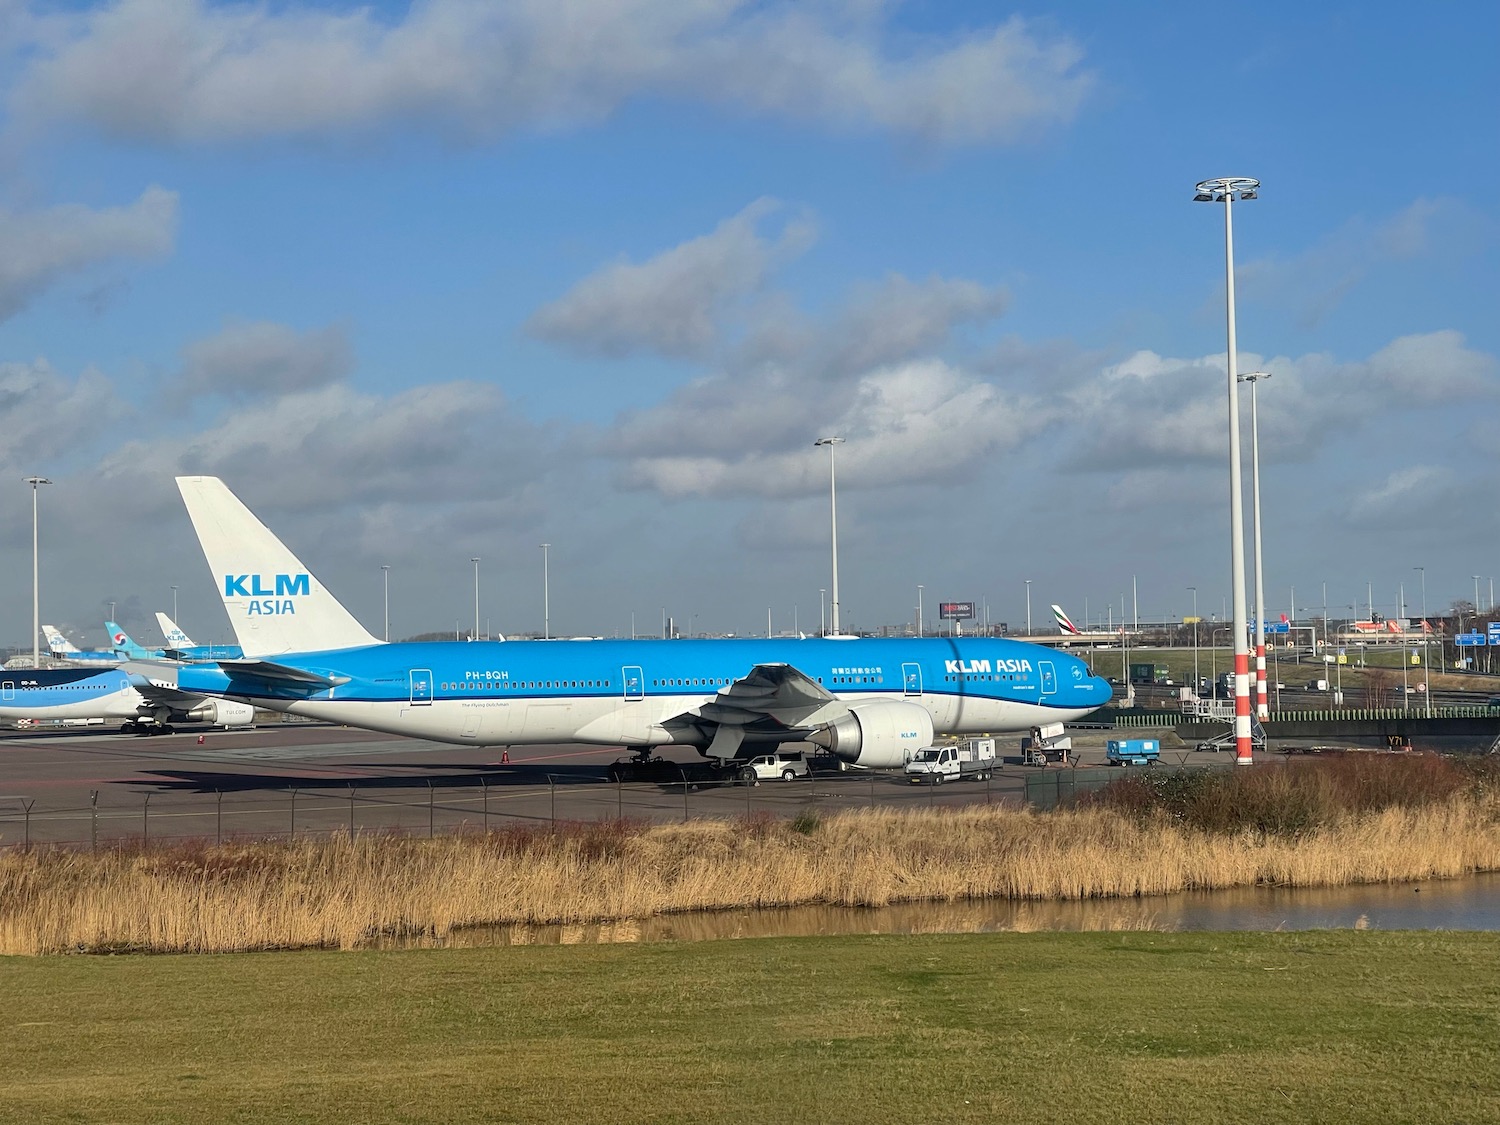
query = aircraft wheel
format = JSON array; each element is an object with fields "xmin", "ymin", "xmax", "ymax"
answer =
[
  {"xmin": 161, "ymin": 726, "xmax": 175, "ymax": 736},
  {"xmin": 120, "ymin": 722, "xmax": 134, "ymax": 734}
]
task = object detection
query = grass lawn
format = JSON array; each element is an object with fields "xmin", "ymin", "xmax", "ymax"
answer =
[{"xmin": 4, "ymin": 931, "xmax": 1499, "ymax": 1124}]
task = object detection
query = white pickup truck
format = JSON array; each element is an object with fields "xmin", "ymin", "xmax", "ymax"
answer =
[{"xmin": 904, "ymin": 739, "xmax": 996, "ymax": 784}]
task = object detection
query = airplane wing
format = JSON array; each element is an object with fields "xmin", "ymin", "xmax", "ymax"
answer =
[
  {"xmin": 672, "ymin": 663, "xmax": 851, "ymax": 757},
  {"xmin": 124, "ymin": 663, "xmax": 213, "ymax": 710}
]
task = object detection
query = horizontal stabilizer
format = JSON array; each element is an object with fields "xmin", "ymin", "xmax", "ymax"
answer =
[{"xmin": 216, "ymin": 659, "xmax": 348, "ymax": 688}]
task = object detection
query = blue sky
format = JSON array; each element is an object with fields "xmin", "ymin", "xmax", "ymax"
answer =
[{"xmin": 1, "ymin": 0, "xmax": 1496, "ymax": 648}]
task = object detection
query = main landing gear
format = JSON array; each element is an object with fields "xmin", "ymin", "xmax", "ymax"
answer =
[{"xmin": 119, "ymin": 721, "xmax": 174, "ymax": 736}]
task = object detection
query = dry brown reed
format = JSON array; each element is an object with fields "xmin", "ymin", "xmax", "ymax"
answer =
[{"xmin": 3, "ymin": 770, "xmax": 1499, "ymax": 955}]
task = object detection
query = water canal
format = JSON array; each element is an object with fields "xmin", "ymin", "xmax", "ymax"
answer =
[{"xmin": 381, "ymin": 872, "xmax": 1500, "ymax": 949}]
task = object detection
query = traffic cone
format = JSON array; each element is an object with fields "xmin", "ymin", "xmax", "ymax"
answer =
[
  {"xmin": 197, "ymin": 734, "xmax": 205, "ymax": 745},
  {"xmin": 501, "ymin": 749, "xmax": 509, "ymax": 763}
]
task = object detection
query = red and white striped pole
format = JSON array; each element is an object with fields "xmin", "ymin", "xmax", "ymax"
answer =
[{"xmin": 1195, "ymin": 177, "xmax": 1260, "ymax": 766}]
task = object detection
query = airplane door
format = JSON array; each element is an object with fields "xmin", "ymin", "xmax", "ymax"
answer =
[
  {"xmin": 1, "ymin": 681, "xmax": 12, "ymax": 701},
  {"xmin": 1039, "ymin": 661, "xmax": 1057, "ymax": 696},
  {"xmin": 622, "ymin": 666, "xmax": 644, "ymax": 701},
  {"xmin": 409, "ymin": 669, "xmax": 433, "ymax": 706},
  {"xmin": 902, "ymin": 663, "xmax": 923, "ymax": 697}
]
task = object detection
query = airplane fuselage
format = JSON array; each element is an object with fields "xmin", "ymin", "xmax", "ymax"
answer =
[{"xmin": 178, "ymin": 636, "xmax": 1112, "ymax": 749}]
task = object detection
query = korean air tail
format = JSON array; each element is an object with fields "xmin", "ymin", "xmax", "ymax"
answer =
[
  {"xmin": 107, "ymin": 622, "xmax": 156, "ymax": 659},
  {"xmin": 176, "ymin": 476, "xmax": 382, "ymax": 658},
  {"xmin": 156, "ymin": 613, "xmax": 194, "ymax": 648},
  {"xmin": 43, "ymin": 626, "xmax": 80, "ymax": 655},
  {"xmin": 1051, "ymin": 604, "xmax": 1081, "ymax": 636}
]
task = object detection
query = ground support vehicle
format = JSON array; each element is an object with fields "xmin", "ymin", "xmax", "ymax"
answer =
[
  {"xmin": 739, "ymin": 750, "xmax": 812, "ymax": 784},
  {"xmin": 905, "ymin": 739, "xmax": 997, "ymax": 783},
  {"xmin": 1106, "ymin": 738, "xmax": 1160, "ymax": 766}
]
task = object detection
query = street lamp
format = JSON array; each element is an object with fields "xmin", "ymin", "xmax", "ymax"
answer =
[
  {"xmin": 1416, "ymin": 566, "xmax": 1431, "ymax": 717},
  {"xmin": 1238, "ymin": 370, "xmax": 1271, "ymax": 721},
  {"xmin": 916, "ymin": 585, "xmax": 923, "ymax": 638},
  {"xmin": 470, "ymin": 558, "xmax": 480, "ymax": 641},
  {"xmin": 540, "ymin": 543, "xmax": 551, "ymax": 639},
  {"xmin": 819, "ymin": 589, "xmax": 826, "ymax": 637},
  {"xmin": 1195, "ymin": 175, "xmax": 1259, "ymax": 765},
  {"xmin": 1188, "ymin": 586, "xmax": 1199, "ymax": 693},
  {"xmin": 1025, "ymin": 579, "xmax": 1032, "ymax": 637},
  {"xmin": 380, "ymin": 566, "xmax": 390, "ymax": 642},
  {"xmin": 25, "ymin": 477, "xmax": 52, "ymax": 670},
  {"xmin": 814, "ymin": 437, "xmax": 845, "ymax": 635},
  {"xmin": 170, "ymin": 585, "xmax": 178, "ymax": 626}
]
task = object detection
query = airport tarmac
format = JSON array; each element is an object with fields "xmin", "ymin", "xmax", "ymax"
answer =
[{"xmin": 0, "ymin": 723, "xmax": 1215, "ymax": 847}]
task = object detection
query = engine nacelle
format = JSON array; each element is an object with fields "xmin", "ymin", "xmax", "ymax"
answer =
[
  {"xmin": 192, "ymin": 700, "xmax": 257, "ymax": 727},
  {"xmin": 811, "ymin": 701, "xmax": 934, "ymax": 769}
]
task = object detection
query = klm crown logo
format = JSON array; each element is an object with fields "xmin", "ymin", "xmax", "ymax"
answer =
[{"xmin": 224, "ymin": 573, "xmax": 310, "ymax": 616}]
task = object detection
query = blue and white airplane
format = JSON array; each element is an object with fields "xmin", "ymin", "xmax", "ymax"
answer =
[
  {"xmin": 0, "ymin": 664, "xmax": 257, "ymax": 733},
  {"xmin": 43, "ymin": 626, "xmax": 123, "ymax": 665},
  {"xmin": 173, "ymin": 477, "xmax": 1113, "ymax": 767},
  {"xmin": 155, "ymin": 612, "xmax": 244, "ymax": 661}
]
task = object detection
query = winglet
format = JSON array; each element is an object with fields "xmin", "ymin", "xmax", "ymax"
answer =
[{"xmin": 176, "ymin": 477, "xmax": 381, "ymax": 658}]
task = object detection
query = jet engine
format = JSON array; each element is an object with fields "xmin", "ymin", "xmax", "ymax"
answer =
[
  {"xmin": 809, "ymin": 701, "xmax": 934, "ymax": 768},
  {"xmin": 190, "ymin": 700, "xmax": 257, "ymax": 727}
]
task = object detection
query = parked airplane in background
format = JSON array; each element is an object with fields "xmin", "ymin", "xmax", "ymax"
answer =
[
  {"xmin": 156, "ymin": 613, "xmax": 244, "ymax": 661},
  {"xmin": 43, "ymin": 626, "xmax": 124, "ymax": 665},
  {"xmin": 0, "ymin": 664, "xmax": 256, "ymax": 733},
  {"xmin": 173, "ymin": 477, "xmax": 1112, "ymax": 766},
  {"xmin": 106, "ymin": 623, "xmax": 165, "ymax": 661}
]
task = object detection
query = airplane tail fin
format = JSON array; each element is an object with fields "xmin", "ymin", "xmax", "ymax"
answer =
[
  {"xmin": 176, "ymin": 476, "xmax": 382, "ymax": 658},
  {"xmin": 43, "ymin": 626, "xmax": 78, "ymax": 654},
  {"xmin": 156, "ymin": 612, "xmax": 195, "ymax": 648},
  {"xmin": 1051, "ymin": 604, "xmax": 1081, "ymax": 635},
  {"xmin": 107, "ymin": 622, "xmax": 151, "ymax": 659}
]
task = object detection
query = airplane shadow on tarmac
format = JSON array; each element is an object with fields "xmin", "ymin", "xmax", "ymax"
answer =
[{"xmin": 135, "ymin": 763, "xmax": 611, "ymax": 794}]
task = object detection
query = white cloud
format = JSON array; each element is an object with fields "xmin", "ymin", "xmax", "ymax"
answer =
[
  {"xmin": 9, "ymin": 0, "xmax": 1093, "ymax": 147},
  {"xmin": 0, "ymin": 185, "xmax": 177, "ymax": 320},
  {"xmin": 615, "ymin": 358, "xmax": 1039, "ymax": 498},
  {"xmin": 1238, "ymin": 198, "xmax": 1486, "ymax": 327},
  {"xmin": 527, "ymin": 198, "xmax": 813, "ymax": 359},
  {"xmin": 0, "ymin": 358, "xmax": 126, "ymax": 477},
  {"xmin": 173, "ymin": 320, "xmax": 353, "ymax": 398}
]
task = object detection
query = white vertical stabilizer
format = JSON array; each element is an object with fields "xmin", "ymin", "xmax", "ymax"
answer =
[
  {"xmin": 176, "ymin": 476, "xmax": 382, "ymax": 657},
  {"xmin": 156, "ymin": 612, "xmax": 194, "ymax": 648}
]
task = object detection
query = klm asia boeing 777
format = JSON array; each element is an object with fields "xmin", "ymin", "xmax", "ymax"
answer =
[{"xmin": 172, "ymin": 477, "xmax": 1111, "ymax": 767}]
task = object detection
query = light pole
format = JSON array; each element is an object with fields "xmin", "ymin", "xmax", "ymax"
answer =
[
  {"xmin": 25, "ymin": 477, "xmax": 52, "ymax": 670},
  {"xmin": 1188, "ymin": 586, "xmax": 1199, "ymax": 692},
  {"xmin": 170, "ymin": 585, "xmax": 178, "ymax": 625},
  {"xmin": 916, "ymin": 585, "xmax": 923, "ymax": 638},
  {"xmin": 1195, "ymin": 175, "xmax": 1259, "ymax": 765},
  {"xmin": 1416, "ymin": 566, "xmax": 1431, "ymax": 716},
  {"xmin": 1238, "ymin": 370, "xmax": 1271, "ymax": 721},
  {"xmin": 1025, "ymin": 579, "xmax": 1032, "ymax": 637},
  {"xmin": 819, "ymin": 589, "xmax": 826, "ymax": 637},
  {"xmin": 540, "ymin": 543, "xmax": 551, "ymax": 640},
  {"xmin": 380, "ymin": 566, "xmax": 390, "ymax": 642},
  {"xmin": 814, "ymin": 437, "xmax": 845, "ymax": 635},
  {"xmin": 470, "ymin": 558, "xmax": 480, "ymax": 641},
  {"xmin": 1474, "ymin": 576, "xmax": 1482, "ymax": 616}
]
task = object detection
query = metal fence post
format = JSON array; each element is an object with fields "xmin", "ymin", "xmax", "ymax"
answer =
[
  {"xmin": 482, "ymin": 777, "xmax": 489, "ymax": 832},
  {"xmin": 289, "ymin": 788, "xmax": 297, "ymax": 840},
  {"xmin": 21, "ymin": 798, "xmax": 33, "ymax": 848},
  {"xmin": 427, "ymin": 780, "xmax": 435, "ymax": 838},
  {"xmin": 547, "ymin": 775, "xmax": 556, "ymax": 826},
  {"xmin": 216, "ymin": 789, "xmax": 223, "ymax": 845},
  {"xmin": 143, "ymin": 792, "xmax": 152, "ymax": 844},
  {"xmin": 90, "ymin": 790, "xmax": 98, "ymax": 851},
  {"xmin": 348, "ymin": 785, "xmax": 357, "ymax": 841}
]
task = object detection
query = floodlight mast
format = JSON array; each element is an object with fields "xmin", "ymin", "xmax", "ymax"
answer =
[
  {"xmin": 815, "ymin": 437, "xmax": 845, "ymax": 635},
  {"xmin": 1195, "ymin": 177, "xmax": 1259, "ymax": 766},
  {"xmin": 1239, "ymin": 370, "xmax": 1272, "ymax": 720}
]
